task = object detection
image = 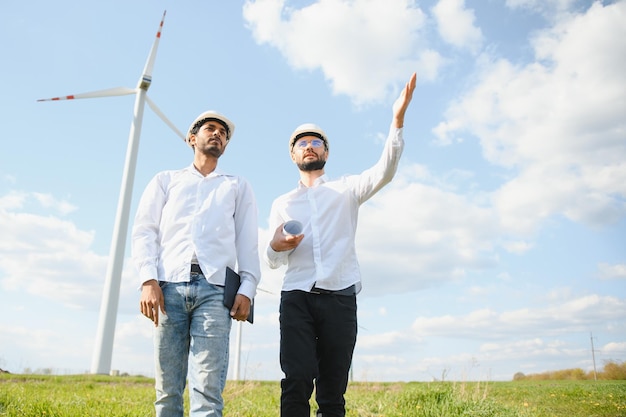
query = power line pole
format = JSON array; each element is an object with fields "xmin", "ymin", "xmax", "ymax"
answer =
[{"xmin": 590, "ymin": 332, "xmax": 597, "ymax": 381}]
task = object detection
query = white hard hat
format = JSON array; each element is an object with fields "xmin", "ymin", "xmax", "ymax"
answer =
[
  {"xmin": 289, "ymin": 123, "xmax": 328, "ymax": 150},
  {"xmin": 186, "ymin": 110, "xmax": 235, "ymax": 146}
]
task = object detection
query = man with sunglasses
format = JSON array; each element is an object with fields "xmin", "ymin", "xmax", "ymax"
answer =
[{"xmin": 265, "ymin": 73, "xmax": 417, "ymax": 417}]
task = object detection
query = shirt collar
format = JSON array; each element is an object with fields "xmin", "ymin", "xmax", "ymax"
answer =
[
  {"xmin": 297, "ymin": 174, "xmax": 328, "ymax": 189},
  {"xmin": 185, "ymin": 163, "xmax": 229, "ymax": 178}
]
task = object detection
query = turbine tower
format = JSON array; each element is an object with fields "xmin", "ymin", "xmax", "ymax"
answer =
[{"xmin": 38, "ymin": 10, "xmax": 184, "ymax": 374}]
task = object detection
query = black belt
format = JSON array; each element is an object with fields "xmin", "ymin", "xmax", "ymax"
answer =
[
  {"xmin": 191, "ymin": 264, "xmax": 202, "ymax": 274},
  {"xmin": 310, "ymin": 284, "xmax": 356, "ymax": 296}
]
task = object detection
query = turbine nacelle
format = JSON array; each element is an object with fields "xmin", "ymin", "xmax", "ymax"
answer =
[
  {"xmin": 138, "ymin": 75, "xmax": 152, "ymax": 91},
  {"xmin": 37, "ymin": 10, "xmax": 183, "ymax": 140}
]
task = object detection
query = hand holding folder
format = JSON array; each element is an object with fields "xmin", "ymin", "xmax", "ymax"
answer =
[{"xmin": 223, "ymin": 267, "xmax": 254, "ymax": 324}]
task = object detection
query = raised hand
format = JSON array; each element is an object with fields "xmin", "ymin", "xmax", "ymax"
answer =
[{"xmin": 392, "ymin": 72, "xmax": 417, "ymax": 128}]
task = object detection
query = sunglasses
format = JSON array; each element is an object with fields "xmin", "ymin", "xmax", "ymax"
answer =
[{"xmin": 294, "ymin": 138, "xmax": 325, "ymax": 149}]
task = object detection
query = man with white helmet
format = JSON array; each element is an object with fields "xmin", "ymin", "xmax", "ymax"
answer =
[
  {"xmin": 265, "ymin": 73, "xmax": 417, "ymax": 417},
  {"xmin": 132, "ymin": 110, "xmax": 261, "ymax": 417}
]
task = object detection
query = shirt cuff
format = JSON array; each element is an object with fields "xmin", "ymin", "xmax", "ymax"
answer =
[
  {"xmin": 237, "ymin": 277, "xmax": 257, "ymax": 301},
  {"xmin": 138, "ymin": 265, "xmax": 158, "ymax": 287},
  {"xmin": 390, "ymin": 125, "xmax": 403, "ymax": 145},
  {"xmin": 265, "ymin": 244, "xmax": 289, "ymax": 268}
]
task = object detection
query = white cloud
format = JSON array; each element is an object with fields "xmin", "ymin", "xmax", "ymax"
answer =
[
  {"xmin": 352, "ymin": 291, "xmax": 626, "ymax": 381},
  {"xmin": 502, "ymin": 240, "xmax": 533, "ymax": 254},
  {"xmin": 356, "ymin": 168, "xmax": 499, "ymax": 295},
  {"xmin": 411, "ymin": 295, "xmax": 625, "ymax": 339},
  {"xmin": 0, "ymin": 190, "xmax": 77, "ymax": 215},
  {"xmin": 243, "ymin": 0, "xmax": 442, "ymax": 105},
  {"xmin": 432, "ymin": 0, "xmax": 483, "ymax": 53},
  {"xmin": 32, "ymin": 192, "xmax": 77, "ymax": 215},
  {"xmin": 0, "ymin": 190, "xmax": 27, "ymax": 210},
  {"xmin": 601, "ymin": 341, "xmax": 626, "ymax": 355},
  {"xmin": 349, "ymin": 292, "xmax": 625, "ymax": 372},
  {"xmin": 476, "ymin": 338, "xmax": 586, "ymax": 366},
  {"xmin": 505, "ymin": 0, "xmax": 580, "ymax": 16},
  {"xmin": 0, "ymin": 192, "xmax": 105, "ymax": 307},
  {"xmin": 358, "ymin": 330, "xmax": 410, "ymax": 350},
  {"xmin": 433, "ymin": 1, "xmax": 626, "ymax": 233},
  {"xmin": 597, "ymin": 263, "xmax": 626, "ymax": 280}
]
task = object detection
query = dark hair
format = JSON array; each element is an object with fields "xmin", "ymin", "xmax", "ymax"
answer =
[{"xmin": 190, "ymin": 117, "xmax": 230, "ymax": 140}]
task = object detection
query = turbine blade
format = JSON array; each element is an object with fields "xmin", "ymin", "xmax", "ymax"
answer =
[
  {"xmin": 145, "ymin": 95, "xmax": 185, "ymax": 141},
  {"xmin": 137, "ymin": 10, "xmax": 166, "ymax": 90},
  {"xmin": 37, "ymin": 87, "xmax": 136, "ymax": 102}
]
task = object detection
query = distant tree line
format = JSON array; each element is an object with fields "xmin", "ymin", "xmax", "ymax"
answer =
[{"xmin": 513, "ymin": 360, "xmax": 626, "ymax": 381}]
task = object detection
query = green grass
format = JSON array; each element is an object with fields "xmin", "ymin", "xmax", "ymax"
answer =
[{"xmin": 0, "ymin": 374, "xmax": 624, "ymax": 416}]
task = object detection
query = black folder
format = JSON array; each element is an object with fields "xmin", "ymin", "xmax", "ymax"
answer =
[{"xmin": 224, "ymin": 267, "xmax": 254, "ymax": 323}]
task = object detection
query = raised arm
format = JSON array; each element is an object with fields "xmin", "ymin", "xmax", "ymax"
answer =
[{"xmin": 392, "ymin": 72, "xmax": 417, "ymax": 128}]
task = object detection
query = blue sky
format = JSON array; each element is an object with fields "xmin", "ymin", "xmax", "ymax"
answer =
[{"xmin": 1, "ymin": 0, "xmax": 624, "ymax": 382}]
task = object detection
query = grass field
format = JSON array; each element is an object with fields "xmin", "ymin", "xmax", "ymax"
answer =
[{"xmin": 1, "ymin": 373, "xmax": 625, "ymax": 416}]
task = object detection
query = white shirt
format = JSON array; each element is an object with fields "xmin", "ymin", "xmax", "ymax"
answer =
[
  {"xmin": 265, "ymin": 125, "xmax": 404, "ymax": 294},
  {"xmin": 132, "ymin": 164, "xmax": 261, "ymax": 300}
]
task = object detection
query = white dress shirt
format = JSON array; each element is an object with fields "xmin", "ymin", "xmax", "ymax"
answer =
[
  {"xmin": 132, "ymin": 164, "xmax": 261, "ymax": 300},
  {"xmin": 265, "ymin": 125, "xmax": 404, "ymax": 294}
]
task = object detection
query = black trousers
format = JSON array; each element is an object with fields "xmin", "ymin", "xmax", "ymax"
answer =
[{"xmin": 279, "ymin": 290, "xmax": 358, "ymax": 417}]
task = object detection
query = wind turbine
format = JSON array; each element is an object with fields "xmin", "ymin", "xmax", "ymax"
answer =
[{"xmin": 38, "ymin": 10, "xmax": 184, "ymax": 374}]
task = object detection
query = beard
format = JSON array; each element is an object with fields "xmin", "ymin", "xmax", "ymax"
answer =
[
  {"xmin": 201, "ymin": 142, "xmax": 224, "ymax": 158},
  {"xmin": 297, "ymin": 159, "xmax": 326, "ymax": 171}
]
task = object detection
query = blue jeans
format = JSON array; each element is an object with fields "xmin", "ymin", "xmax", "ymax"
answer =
[{"xmin": 154, "ymin": 273, "xmax": 232, "ymax": 417}]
